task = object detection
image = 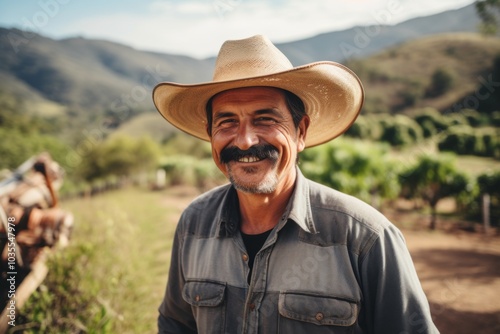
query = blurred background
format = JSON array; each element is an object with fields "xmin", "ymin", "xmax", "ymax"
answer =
[{"xmin": 0, "ymin": 0, "xmax": 499, "ymax": 333}]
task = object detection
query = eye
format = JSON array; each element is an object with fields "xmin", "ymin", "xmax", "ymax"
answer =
[
  {"xmin": 216, "ymin": 118, "xmax": 237, "ymax": 128},
  {"xmin": 255, "ymin": 117, "xmax": 277, "ymax": 125}
]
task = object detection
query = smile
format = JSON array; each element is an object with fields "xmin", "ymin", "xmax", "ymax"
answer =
[{"xmin": 237, "ymin": 156, "xmax": 263, "ymax": 163}]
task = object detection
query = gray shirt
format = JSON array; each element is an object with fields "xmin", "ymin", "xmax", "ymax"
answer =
[{"xmin": 158, "ymin": 169, "xmax": 439, "ymax": 333}]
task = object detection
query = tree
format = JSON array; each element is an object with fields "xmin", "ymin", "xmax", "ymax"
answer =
[
  {"xmin": 379, "ymin": 115, "xmax": 423, "ymax": 147},
  {"xmin": 76, "ymin": 135, "xmax": 160, "ymax": 181},
  {"xmin": 476, "ymin": 0, "xmax": 500, "ymax": 35},
  {"xmin": 413, "ymin": 107, "xmax": 449, "ymax": 137},
  {"xmin": 399, "ymin": 154, "xmax": 469, "ymax": 229},
  {"xmin": 425, "ymin": 68, "xmax": 455, "ymax": 98},
  {"xmin": 300, "ymin": 139, "xmax": 400, "ymax": 206},
  {"xmin": 477, "ymin": 171, "xmax": 500, "ymax": 227}
]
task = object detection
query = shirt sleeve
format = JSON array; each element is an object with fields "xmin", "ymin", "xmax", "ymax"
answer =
[
  {"xmin": 358, "ymin": 224, "xmax": 440, "ymax": 334},
  {"xmin": 158, "ymin": 218, "xmax": 198, "ymax": 334}
]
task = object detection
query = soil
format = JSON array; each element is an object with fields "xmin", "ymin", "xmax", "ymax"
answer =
[{"xmin": 383, "ymin": 198, "xmax": 500, "ymax": 334}]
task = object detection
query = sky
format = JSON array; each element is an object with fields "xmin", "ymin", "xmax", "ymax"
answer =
[{"xmin": 0, "ymin": 0, "xmax": 477, "ymax": 59}]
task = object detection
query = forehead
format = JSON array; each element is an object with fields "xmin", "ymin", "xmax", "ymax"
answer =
[{"xmin": 211, "ymin": 87, "xmax": 287, "ymax": 110}]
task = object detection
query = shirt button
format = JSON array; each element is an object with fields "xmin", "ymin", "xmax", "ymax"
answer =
[
  {"xmin": 315, "ymin": 312, "xmax": 324, "ymax": 321},
  {"xmin": 195, "ymin": 295, "xmax": 200, "ymax": 302},
  {"xmin": 249, "ymin": 303, "xmax": 256, "ymax": 311},
  {"xmin": 242, "ymin": 253, "xmax": 249, "ymax": 261}
]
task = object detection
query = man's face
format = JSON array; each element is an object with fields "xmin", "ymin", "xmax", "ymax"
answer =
[{"xmin": 208, "ymin": 87, "xmax": 309, "ymax": 194}]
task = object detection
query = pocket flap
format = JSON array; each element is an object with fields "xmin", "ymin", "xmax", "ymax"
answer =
[
  {"xmin": 183, "ymin": 280, "xmax": 226, "ymax": 307},
  {"xmin": 279, "ymin": 292, "xmax": 358, "ymax": 326}
]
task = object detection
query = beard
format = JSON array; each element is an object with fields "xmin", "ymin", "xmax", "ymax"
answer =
[{"xmin": 220, "ymin": 145, "xmax": 280, "ymax": 194}]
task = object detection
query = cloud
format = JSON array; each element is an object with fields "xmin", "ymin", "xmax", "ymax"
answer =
[{"xmin": 59, "ymin": 0, "xmax": 475, "ymax": 58}]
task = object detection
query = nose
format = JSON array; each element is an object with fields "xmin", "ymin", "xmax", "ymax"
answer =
[{"xmin": 233, "ymin": 122, "xmax": 259, "ymax": 150}]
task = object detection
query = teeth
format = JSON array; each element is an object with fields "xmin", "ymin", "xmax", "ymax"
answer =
[{"xmin": 238, "ymin": 156, "xmax": 261, "ymax": 163}]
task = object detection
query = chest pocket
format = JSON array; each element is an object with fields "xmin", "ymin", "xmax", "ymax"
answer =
[
  {"xmin": 278, "ymin": 292, "xmax": 359, "ymax": 333},
  {"xmin": 183, "ymin": 280, "xmax": 226, "ymax": 333}
]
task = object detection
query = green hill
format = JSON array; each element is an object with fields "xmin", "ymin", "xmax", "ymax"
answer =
[
  {"xmin": 0, "ymin": 28, "xmax": 214, "ymax": 116},
  {"xmin": 346, "ymin": 33, "xmax": 500, "ymax": 114}
]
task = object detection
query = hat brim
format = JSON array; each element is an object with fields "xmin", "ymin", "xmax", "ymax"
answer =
[{"xmin": 152, "ymin": 61, "xmax": 364, "ymax": 148}]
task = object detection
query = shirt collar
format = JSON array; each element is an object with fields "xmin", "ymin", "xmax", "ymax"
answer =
[
  {"xmin": 215, "ymin": 167, "xmax": 317, "ymax": 237},
  {"xmin": 285, "ymin": 168, "xmax": 317, "ymax": 234}
]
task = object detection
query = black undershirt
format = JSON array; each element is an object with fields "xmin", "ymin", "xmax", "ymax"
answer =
[{"xmin": 241, "ymin": 229, "xmax": 272, "ymax": 283}]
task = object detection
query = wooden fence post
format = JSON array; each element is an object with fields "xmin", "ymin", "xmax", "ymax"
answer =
[{"xmin": 483, "ymin": 193, "xmax": 491, "ymax": 234}]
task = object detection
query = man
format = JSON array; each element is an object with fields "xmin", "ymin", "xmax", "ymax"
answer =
[{"xmin": 153, "ymin": 35, "xmax": 438, "ymax": 333}]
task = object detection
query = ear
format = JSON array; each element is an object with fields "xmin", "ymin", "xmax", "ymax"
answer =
[
  {"xmin": 297, "ymin": 115, "xmax": 310, "ymax": 152},
  {"xmin": 205, "ymin": 123, "xmax": 212, "ymax": 138}
]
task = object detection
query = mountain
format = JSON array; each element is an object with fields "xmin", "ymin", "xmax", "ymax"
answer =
[
  {"xmin": 0, "ymin": 28, "xmax": 214, "ymax": 116},
  {"xmin": 0, "ymin": 3, "xmax": 492, "ymax": 136},
  {"xmin": 346, "ymin": 33, "xmax": 500, "ymax": 114},
  {"xmin": 276, "ymin": 4, "xmax": 481, "ymax": 65}
]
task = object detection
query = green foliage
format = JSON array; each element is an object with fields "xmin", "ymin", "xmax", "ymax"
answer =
[
  {"xmin": 476, "ymin": 0, "xmax": 500, "ymax": 35},
  {"xmin": 477, "ymin": 54, "xmax": 500, "ymax": 113},
  {"xmin": 477, "ymin": 170, "xmax": 500, "ymax": 196},
  {"xmin": 300, "ymin": 139, "xmax": 400, "ymax": 203},
  {"xmin": 0, "ymin": 92, "xmax": 72, "ymax": 170},
  {"xmin": 461, "ymin": 109, "xmax": 487, "ymax": 127},
  {"xmin": 396, "ymin": 81, "xmax": 425, "ymax": 109},
  {"xmin": 425, "ymin": 68, "xmax": 455, "ymax": 98},
  {"xmin": 413, "ymin": 107, "xmax": 449, "ymax": 137},
  {"xmin": 17, "ymin": 244, "xmax": 113, "ymax": 333},
  {"xmin": 438, "ymin": 126, "xmax": 499, "ymax": 157},
  {"xmin": 491, "ymin": 111, "xmax": 500, "ymax": 126},
  {"xmin": 0, "ymin": 128, "xmax": 71, "ymax": 170},
  {"xmin": 399, "ymin": 154, "xmax": 470, "ymax": 228},
  {"xmin": 345, "ymin": 115, "xmax": 385, "ymax": 140},
  {"xmin": 469, "ymin": 170, "xmax": 500, "ymax": 225},
  {"xmin": 162, "ymin": 133, "xmax": 213, "ymax": 159},
  {"xmin": 16, "ymin": 188, "xmax": 181, "ymax": 333},
  {"xmin": 159, "ymin": 155, "xmax": 226, "ymax": 190},
  {"xmin": 379, "ymin": 115, "xmax": 424, "ymax": 147},
  {"xmin": 76, "ymin": 135, "xmax": 161, "ymax": 181}
]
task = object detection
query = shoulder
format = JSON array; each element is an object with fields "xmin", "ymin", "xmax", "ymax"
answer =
[
  {"xmin": 308, "ymin": 179, "xmax": 391, "ymax": 230},
  {"xmin": 176, "ymin": 183, "xmax": 232, "ymax": 236},
  {"xmin": 184, "ymin": 183, "xmax": 232, "ymax": 213},
  {"xmin": 304, "ymin": 178, "xmax": 399, "ymax": 256}
]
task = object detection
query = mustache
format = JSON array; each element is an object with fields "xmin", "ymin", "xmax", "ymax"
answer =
[{"xmin": 220, "ymin": 145, "xmax": 279, "ymax": 164}]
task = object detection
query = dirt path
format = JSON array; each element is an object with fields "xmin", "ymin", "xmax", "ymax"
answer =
[{"xmin": 403, "ymin": 229, "xmax": 500, "ymax": 334}]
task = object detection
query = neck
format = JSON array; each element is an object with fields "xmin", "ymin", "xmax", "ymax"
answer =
[{"xmin": 237, "ymin": 173, "xmax": 296, "ymax": 235}]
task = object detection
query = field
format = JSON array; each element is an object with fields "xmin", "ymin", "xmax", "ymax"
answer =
[{"xmin": 15, "ymin": 184, "xmax": 500, "ymax": 334}]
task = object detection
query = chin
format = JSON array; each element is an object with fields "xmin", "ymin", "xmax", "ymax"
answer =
[{"xmin": 230, "ymin": 173, "xmax": 279, "ymax": 194}]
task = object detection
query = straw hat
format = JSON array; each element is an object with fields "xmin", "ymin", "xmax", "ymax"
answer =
[{"xmin": 153, "ymin": 35, "xmax": 364, "ymax": 147}]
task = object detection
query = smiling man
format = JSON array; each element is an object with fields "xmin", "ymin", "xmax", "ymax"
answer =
[{"xmin": 153, "ymin": 35, "xmax": 439, "ymax": 334}]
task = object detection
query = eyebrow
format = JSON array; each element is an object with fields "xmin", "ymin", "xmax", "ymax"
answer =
[
  {"xmin": 254, "ymin": 108, "xmax": 284, "ymax": 119},
  {"xmin": 212, "ymin": 108, "xmax": 286, "ymax": 123},
  {"xmin": 213, "ymin": 111, "xmax": 236, "ymax": 123}
]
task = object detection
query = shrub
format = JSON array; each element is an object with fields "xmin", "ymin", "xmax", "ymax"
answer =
[
  {"xmin": 379, "ymin": 115, "xmax": 423, "ymax": 146},
  {"xmin": 300, "ymin": 139, "xmax": 400, "ymax": 203},
  {"xmin": 413, "ymin": 107, "xmax": 449, "ymax": 134},
  {"xmin": 17, "ymin": 244, "xmax": 112, "ymax": 333},
  {"xmin": 438, "ymin": 126, "xmax": 498, "ymax": 157},
  {"xmin": 438, "ymin": 125, "xmax": 475, "ymax": 155},
  {"xmin": 159, "ymin": 155, "xmax": 225, "ymax": 189},
  {"xmin": 399, "ymin": 153, "xmax": 470, "ymax": 229},
  {"xmin": 491, "ymin": 111, "xmax": 500, "ymax": 126},
  {"xmin": 425, "ymin": 68, "xmax": 455, "ymax": 98},
  {"xmin": 461, "ymin": 109, "xmax": 485, "ymax": 127}
]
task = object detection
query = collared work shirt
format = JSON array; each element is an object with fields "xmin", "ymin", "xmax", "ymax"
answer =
[{"xmin": 158, "ymin": 170, "xmax": 439, "ymax": 333}]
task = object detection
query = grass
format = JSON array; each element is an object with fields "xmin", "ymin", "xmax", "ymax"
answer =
[{"xmin": 16, "ymin": 186, "xmax": 186, "ymax": 334}]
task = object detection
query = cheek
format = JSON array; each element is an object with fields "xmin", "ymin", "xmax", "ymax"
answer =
[{"xmin": 210, "ymin": 140, "xmax": 229, "ymax": 174}]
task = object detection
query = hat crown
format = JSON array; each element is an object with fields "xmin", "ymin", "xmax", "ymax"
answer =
[{"xmin": 213, "ymin": 35, "xmax": 293, "ymax": 82}]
